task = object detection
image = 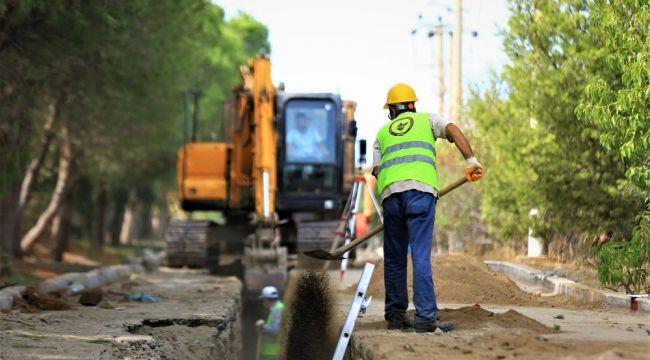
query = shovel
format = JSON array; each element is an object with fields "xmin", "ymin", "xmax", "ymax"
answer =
[{"xmin": 303, "ymin": 175, "xmax": 471, "ymax": 260}]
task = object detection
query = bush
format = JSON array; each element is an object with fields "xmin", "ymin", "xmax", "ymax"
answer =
[{"xmin": 593, "ymin": 212, "xmax": 650, "ymax": 294}]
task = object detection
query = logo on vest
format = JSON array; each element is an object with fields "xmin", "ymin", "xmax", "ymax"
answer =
[{"xmin": 389, "ymin": 117, "xmax": 414, "ymax": 136}]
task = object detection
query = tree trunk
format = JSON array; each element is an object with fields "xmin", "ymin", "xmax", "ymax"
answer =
[
  {"xmin": 434, "ymin": 228, "xmax": 444, "ymax": 255},
  {"xmin": 12, "ymin": 101, "xmax": 58, "ymax": 256},
  {"xmin": 20, "ymin": 127, "xmax": 72, "ymax": 254},
  {"xmin": 119, "ymin": 189, "xmax": 137, "ymax": 246},
  {"xmin": 154, "ymin": 186, "xmax": 170, "ymax": 237},
  {"xmin": 137, "ymin": 186, "xmax": 154, "ymax": 240},
  {"xmin": 52, "ymin": 187, "xmax": 73, "ymax": 262},
  {"xmin": 94, "ymin": 185, "xmax": 107, "ymax": 250},
  {"xmin": 0, "ymin": 183, "xmax": 21, "ymax": 257}
]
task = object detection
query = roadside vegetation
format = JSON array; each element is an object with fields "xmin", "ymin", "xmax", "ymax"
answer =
[
  {"xmin": 445, "ymin": 0, "xmax": 649, "ymax": 292},
  {"xmin": 0, "ymin": 1, "xmax": 269, "ymax": 272}
]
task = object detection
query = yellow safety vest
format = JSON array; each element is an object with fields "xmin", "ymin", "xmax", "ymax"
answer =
[
  {"xmin": 377, "ymin": 112, "xmax": 439, "ymax": 197},
  {"xmin": 261, "ymin": 301, "xmax": 284, "ymax": 356}
]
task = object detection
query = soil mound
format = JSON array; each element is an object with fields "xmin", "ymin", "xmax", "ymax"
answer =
[
  {"xmin": 346, "ymin": 254, "xmax": 598, "ymax": 308},
  {"xmin": 13, "ymin": 286, "xmax": 71, "ymax": 312},
  {"xmin": 437, "ymin": 306, "xmax": 555, "ymax": 332},
  {"xmin": 356, "ymin": 305, "xmax": 556, "ymax": 333}
]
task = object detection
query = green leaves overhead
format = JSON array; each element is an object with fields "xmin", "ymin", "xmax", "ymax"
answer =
[{"xmin": 0, "ymin": 0, "xmax": 270, "ymax": 191}]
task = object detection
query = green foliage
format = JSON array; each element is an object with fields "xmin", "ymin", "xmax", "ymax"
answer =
[
  {"xmin": 0, "ymin": 1, "xmax": 269, "ymax": 252},
  {"xmin": 593, "ymin": 212, "xmax": 650, "ymax": 294},
  {"xmin": 576, "ymin": 0, "xmax": 650, "ymax": 197},
  {"xmin": 468, "ymin": 0, "xmax": 644, "ymax": 251}
]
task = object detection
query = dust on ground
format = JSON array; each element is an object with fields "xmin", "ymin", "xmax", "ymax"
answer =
[
  {"xmin": 345, "ymin": 253, "xmax": 601, "ymax": 309},
  {"xmin": 352, "ymin": 329, "xmax": 649, "ymax": 360}
]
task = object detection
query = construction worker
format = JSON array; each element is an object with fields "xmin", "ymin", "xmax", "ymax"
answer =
[
  {"xmin": 255, "ymin": 286, "xmax": 284, "ymax": 360},
  {"xmin": 372, "ymin": 83, "xmax": 484, "ymax": 333},
  {"xmin": 286, "ymin": 112, "xmax": 330, "ymax": 162}
]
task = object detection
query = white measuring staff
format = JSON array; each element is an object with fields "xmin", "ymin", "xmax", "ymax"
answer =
[{"xmin": 332, "ymin": 260, "xmax": 375, "ymax": 360}]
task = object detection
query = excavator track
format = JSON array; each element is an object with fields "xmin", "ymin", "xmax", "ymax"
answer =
[
  {"xmin": 296, "ymin": 220, "xmax": 340, "ymax": 268},
  {"xmin": 164, "ymin": 220, "xmax": 219, "ymax": 272}
]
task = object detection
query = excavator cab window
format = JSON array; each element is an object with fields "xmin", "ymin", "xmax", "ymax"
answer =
[
  {"xmin": 285, "ymin": 100, "xmax": 336, "ymax": 164},
  {"xmin": 282, "ymin": 99, "xmax": 339, "ymax": 194}
]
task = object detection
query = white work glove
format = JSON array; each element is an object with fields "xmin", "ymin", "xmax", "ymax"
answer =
[
  {"xmin": 255, "ymin": 319, "xmax": 265, "ymax": 332},
  {"xmin": 464, "ymin": 157, "xmax": 485, "ymax": 182}
]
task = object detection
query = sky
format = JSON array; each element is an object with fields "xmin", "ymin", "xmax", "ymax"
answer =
[{"xmin": 216, "ymin": 0, "xmax": 511, "ymax": 143}]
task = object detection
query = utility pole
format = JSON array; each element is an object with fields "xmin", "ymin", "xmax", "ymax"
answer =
[
  {"xmin": 447, "ymin": 30, "xmax": 454, "ymax": 121},
  {"xmin": 450, "ymin": 0, "xmax": 462, "ymax": 126},
  {"xmin": 413, "ymin": 2, "xmax": 474, "ymax": 122},
  {"xmin": 435, "ymin": 23, "xmax": 445, "ymax": 117}
]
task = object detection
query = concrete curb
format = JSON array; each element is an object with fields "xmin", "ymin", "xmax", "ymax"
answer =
[
  {"xmin": 0, "ymin": 251, "xmax": 165, "ymax": 312},
  {"xmin": 485, "ymin": 260, "xmax": 650, "ymax": 313}
]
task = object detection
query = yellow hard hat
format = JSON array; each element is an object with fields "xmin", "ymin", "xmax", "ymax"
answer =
[{"xmin": 383, "ymin": 83, "xmax": 418, "ymax": 109}]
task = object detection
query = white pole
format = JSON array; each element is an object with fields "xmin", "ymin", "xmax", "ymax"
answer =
[
  {"xmin": 262, "ymin": 170, "xmax": 270, "ymax": 219},
  {"xmin": 451, "ymin": 0, "xmax": 462, "ymax": 125},
  {"xmin": 436, "ymin": 25, "xmax": 445, "ymax": 117}
]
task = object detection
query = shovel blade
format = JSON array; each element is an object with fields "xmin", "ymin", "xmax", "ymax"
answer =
[{"xmin": 303, "ymin": 249, "xmax": 343, "ymax": 260}]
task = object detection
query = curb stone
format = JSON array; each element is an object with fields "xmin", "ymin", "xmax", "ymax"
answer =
[{"xmin": 485, "ymin": 260, "xmax": 650, "ymax": 313}]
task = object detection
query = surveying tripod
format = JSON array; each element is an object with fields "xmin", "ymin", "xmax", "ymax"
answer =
[{"xmin": 322, "ymin": 140, "xmax": 383, "ymax": 274}]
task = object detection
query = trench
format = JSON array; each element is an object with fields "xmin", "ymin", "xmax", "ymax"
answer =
[{"xmin": 106, "ymin": 317, "xmax": 242, "ymax": 360}]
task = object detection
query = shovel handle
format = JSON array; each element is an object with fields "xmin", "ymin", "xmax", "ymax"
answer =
[
  {"xmin": 438, "ymin": 175, "xmax": 469, "ymax": 197},
  {"xmin": 330, "ymin": 175, "xmax": 470, "ymax": 258}
]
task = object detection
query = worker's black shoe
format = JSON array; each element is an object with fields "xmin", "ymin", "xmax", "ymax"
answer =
[
  {"xmin": 414, "ymin": 318, "xmax": 455, "ymax": 333},
  {"xmin": 385, "ymin": 312, "xmax": 413, "ymax": 330}
]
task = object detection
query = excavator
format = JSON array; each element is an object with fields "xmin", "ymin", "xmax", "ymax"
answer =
[{"xmin": 165, "ymin": 56, "xmax": 357, "ymax": 296}]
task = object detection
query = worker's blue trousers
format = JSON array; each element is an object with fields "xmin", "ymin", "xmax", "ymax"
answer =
[{"xmin": 382, "ymin": 190, "xmax": 438, "ymax": 324}]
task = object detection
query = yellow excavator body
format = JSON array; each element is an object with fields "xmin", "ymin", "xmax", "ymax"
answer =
[{"xmin": 166, "ymin": 55, "xmax": 357, "ymax": 297}]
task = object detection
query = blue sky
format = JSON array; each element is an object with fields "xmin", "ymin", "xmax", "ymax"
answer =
[{"xmin": 216, "ymin": 0, "xmax": 511, "ymax": 142}]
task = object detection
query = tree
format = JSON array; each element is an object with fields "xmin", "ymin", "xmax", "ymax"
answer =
[
  {"xmin": 0, "ymin": 1, "xmax": 270, "ymax": 258},
  {"xmin": 576, "ymin": 0, "xmax": 650, "ymax": 291},
  {"xmin": 577, "ymin": 0, "xmax": 649, "ymax": 198},
  {"xmin": 467, "ymin": 0, "xmax": 644, "ymax": 253}
]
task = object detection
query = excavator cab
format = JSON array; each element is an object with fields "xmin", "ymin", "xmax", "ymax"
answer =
[{"xmin": 277, "ymin": 95, "xmax": 346, "ymax": 212}]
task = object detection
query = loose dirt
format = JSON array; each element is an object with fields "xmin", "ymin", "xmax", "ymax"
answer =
[
  {"xmin": 132, "ymin": 323, "xmax": 221, "ymax": 359},
  {"xmin": 283, "ymin": 271, "xmax": 336, "ymax": 360},
  {"xmin": 351, "ymin": 330, "xmax": 649, "ymax": 360},
  {"xmin": 11, "ymin": 286, "xmax": 71, "ymax": 313},
  {"xmin": 347, "ymin": 254, "xmax": 600, "ymax": 309},
  {"xmin": 355, "ymin": 305, "xmax": 557, "ymax": 333},
  {"xmin": 337, "ymin": 253, "xmax": 648, "ymax": 360}
]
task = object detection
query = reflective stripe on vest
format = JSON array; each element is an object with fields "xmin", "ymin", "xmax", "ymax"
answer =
[
  {"xmin": 378, "ymin": 154, "xmax": 436, "ymax": 173},
  {"xmin": 376, "ymin": 112, "xmax": 439, "ymax": 198},
  {"xmin": 382, "ymin": 140, "xmax": 436, "ymax": 156},
  {"xmin": 261, "ymin": 301, "xmax": 284, "ymax": 356}
]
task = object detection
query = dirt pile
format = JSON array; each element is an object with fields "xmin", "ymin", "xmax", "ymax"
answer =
[
  {"xmin": 12, "ymin": 286, "xmax": 70, "ymax": 312},
  {"xmin": 348, "ymin": 254, "xmax": 599, "ymax": 308},
  {"xmin": 356, "ymin": 305, "xmax": 556, "ymax": 333},
  {"xmin": 436, "ymin": 306, "xmax": 556, "ymax": 332}
]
